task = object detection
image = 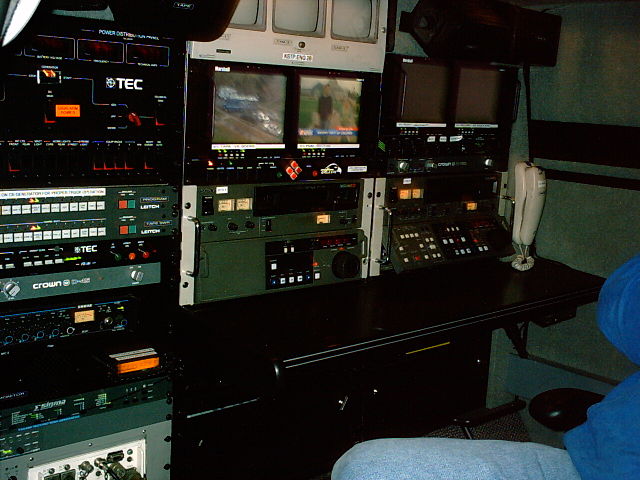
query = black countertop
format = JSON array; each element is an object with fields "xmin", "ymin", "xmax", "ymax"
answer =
[{"xmin": 181, "ymin": 258, "xmax": 604, "ymax": 368}]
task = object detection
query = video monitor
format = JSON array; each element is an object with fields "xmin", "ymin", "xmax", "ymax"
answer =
[
  {"xmin": 396, "ymin": 61, "xmax": 450, "ymax": 128},
  {"xmin": 229, "ymin": 0, "xmax": 267, "ymax": 31},
  {"xmin": 331, "ymin": 0, "xmax": 378, "ymax": 42},
  {"xmin": 272, "ymin": 0, "xmax": 326, "ymax": 37},
  {"xmin": 297, "ymin": 74, "xmax": 363, "ymax": 148},
  {"xmin": 211, "ymin": 68, "xmax": 287, "ymax": 149},
  {"xmin": 454, "ymin": 66, "xmax": 503, "ymax": 128}
]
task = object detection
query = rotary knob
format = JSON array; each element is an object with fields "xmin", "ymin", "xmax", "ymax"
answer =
[
  {"xmin": 3, "ymin": 281, "xmax": 20, "ymax": 298},
  {"xmin": 396, "ymin": 160, "xmax": 410, "ymax": 173},
  {"xmin": 130, "ymin": 270, "xmax": 144, "ymax": 282},
  {"xmin": 331, "ymin": 251, "xmax": 361, "ymax": 279}
]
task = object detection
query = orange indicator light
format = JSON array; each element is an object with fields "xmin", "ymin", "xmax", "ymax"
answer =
[
  {"xmin": 116, "ymin": 357, "xmax": 160, "ymax": 375},
  {"xmin": 55, "ymin": 104, "xmax": 81, "ymax": 118}
]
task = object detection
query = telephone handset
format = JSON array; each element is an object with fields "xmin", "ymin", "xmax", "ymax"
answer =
[{"xmin": 511, "ymin": 161, "xmax": 546, "ymax": 271}]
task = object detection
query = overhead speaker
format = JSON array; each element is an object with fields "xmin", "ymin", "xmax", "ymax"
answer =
[
  {"xmin": 399, "ymin": 0, "xmax": 561, "ymax": 66},
  {"xmin": 513, "ymin": 7, "xmax": 562, "ymax": 66},
  {"xmin": 109, "ymin": 0, "xmax": 240, "ymax": 42}
]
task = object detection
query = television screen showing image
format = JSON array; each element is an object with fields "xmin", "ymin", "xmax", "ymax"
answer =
[
  {"xmin": 273, "ymin": 0, "xmax": 325, "ymax": 35},
  {"xmin": 332, "ymin": 0, "xmax": 376, "ymax": 41},
  {"xmin": 454, "ymin": 67, "xmax": 502, "ymax": 127},
  {"xmin": 297, "ymin": 75, "xmax": 362, "ymax": 147},
  {"xmin": 211, "ymin": 70, "xmax": 287, "ymax": 148}
]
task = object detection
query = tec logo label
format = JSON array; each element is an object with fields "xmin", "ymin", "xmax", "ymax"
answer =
[{"xmin": 106, "ymin": 77, "xmax": 143, "ymax": 90}]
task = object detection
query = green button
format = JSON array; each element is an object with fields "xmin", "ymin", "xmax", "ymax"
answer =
[
  {"xmin": 128, "ymin": 200, "xmax": 136, "ymax": 209},
  {"xmin": 129, "ymin": 225, "xmax": 137, "ymax": 234}
]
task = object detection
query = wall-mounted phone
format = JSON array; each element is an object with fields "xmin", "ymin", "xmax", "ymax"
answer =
[{"xmin": 511, "ymin": 161, "xmax": 547, "ymax": 271}]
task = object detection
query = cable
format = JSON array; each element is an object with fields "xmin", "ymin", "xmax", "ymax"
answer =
[{"xmin": 512, "ymin": 244, "xmax": 535, "ymax": 271}]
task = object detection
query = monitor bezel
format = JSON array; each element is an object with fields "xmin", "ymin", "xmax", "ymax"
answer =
[
  {"xmin": 186, "ymin": 60, "xmax": 291, "ymax": 155},
  {"xmin": 451, "ymin": 61, "xmax": 518, "ymax": 129},
  {"xmin": 381, "ymin": 54, "xmax": 453, "ymax": 135}
]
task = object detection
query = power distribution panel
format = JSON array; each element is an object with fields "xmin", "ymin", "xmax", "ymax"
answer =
[{"xmin": 0, "ymin": 18, "xmax": 184, "ymax": 187}]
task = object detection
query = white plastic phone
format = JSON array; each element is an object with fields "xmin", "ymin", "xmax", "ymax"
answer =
[{"xmin": 511, "ymin": 161, "xmax": 546, "ymax": 270}]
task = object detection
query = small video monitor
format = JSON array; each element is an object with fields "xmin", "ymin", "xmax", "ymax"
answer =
[
  {"xmin": 331, "ymin": 0, "xmax": 378, "ymax": 43},
  {"xmin": 272, "ymin": 0, "xmax": 326, "ymax": 37},
  {"xmin": 211, "ymin": 69, "xmax": 287, "ymax": 149},
  {"xmin": 454, "ymin": 66, "xmax": 503, "ymax": 127},
  {"xmin": 229, "ymin": 0, "xmax": 267, "ymax": 31},
  {"xmin": 297, "ymin": 74, "xmax": 363, "ymax": 148},
  {"xmin": 397, "ymin": 61, "xmax": 450, "ymax": 127}
]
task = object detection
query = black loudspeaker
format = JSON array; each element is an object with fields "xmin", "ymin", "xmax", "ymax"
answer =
[
  {"xmin": 399, "ymin": 0, "xmax": 561, "ymax": 66},
  {"xmin": 109, "ymin": 0, "xmax": 240, "ymax": 42},
  {"xmin": 513, "ymin": 7, "xmax": 562, "ymax": 66}
]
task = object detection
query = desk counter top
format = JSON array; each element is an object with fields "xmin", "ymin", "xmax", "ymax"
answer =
[{"xmin": 182, "ymin": 258, "xmax": 604, "ymax": 368}]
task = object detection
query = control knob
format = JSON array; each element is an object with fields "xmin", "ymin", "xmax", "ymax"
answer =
[
  {"xmin": 396, "ymin": 160, "xmax": 410, "ymax": 173},
  {"xmin": 130, "ymin": 269, "xmax": 144, "ymax": 282},
  {"xmin": 3, "ymin": 281, "xmax": 20, "ymax": 298},
  {"xmin": 332, "ymin": 251, "xmax": 361, "ymax": 279}
]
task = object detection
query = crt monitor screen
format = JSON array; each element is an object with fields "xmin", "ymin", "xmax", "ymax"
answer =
[
  {"xmin": 211, "ymin": 69, "xmax": 287, "ymax": 149},
  {"xmin": 397, "ymin": 61, "xmax": 449, "ymax": 127},
  {"xmin": 273, "ymin": 0, "xmax": 323, "ymax": 34},
  {"xmin": 454, "ymin": 67, "xmax": 502, "ymax": 127},
  {"xmin": 332, "ymin": 0, "xmax": 375, "ymax": 40},
  {"xmin": 229, "ymin": 0, "xmax": 265, "ymax": 29},
  {"xmin": 297, "ymin": 75, "xmax": 363, "ymax": 148}
]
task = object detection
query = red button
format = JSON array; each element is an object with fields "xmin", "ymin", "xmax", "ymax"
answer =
[
  {"xmin": 290, "ymin": 172, "xmax": 298, "ymax": 180},
  {"xmin": 119, "ymin": 225, "xmax": 129, "ymax": 235},
  {"xmin": 286, "ymin": 167, "xmax": 294, "ymax": 175},
  {"xmin": 291, "ymin": 161, "xmax": 299, "ymax": 168},
  {"xmin": 141, "ymin": 251, "xmax": 151, "ymax": 259},
  {"xmin": 118, "ymin": 200, "xmax": 128, "ymax": 209},
  {"xmin": 415, "ymin": 255, "xmax": 421, "ymax": 261},
  {"xmin": 128, "ymin": 252, "xmax": 137, "ymax": 261},
  {"xmin": 295, "ymin": 167, "xmax": 302, "ymax": 174}
]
